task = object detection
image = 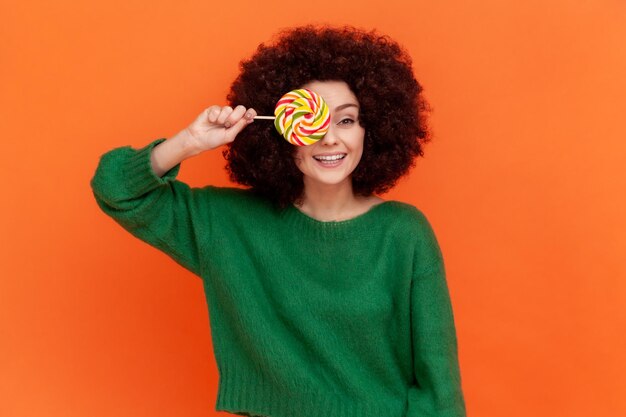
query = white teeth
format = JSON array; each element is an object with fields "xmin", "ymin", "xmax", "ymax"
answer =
[{"xmin": 313, "ymin": 154, "xmax": 346, "ymax": 161}]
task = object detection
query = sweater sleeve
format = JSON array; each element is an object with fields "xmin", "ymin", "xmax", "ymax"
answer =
[
  {"xmin": 407, "ymin": 215, "xmax": 467, "ymax": 417},
  {"xmin": 89, "ymin": 138, "xmax": 207, "ymax": 277}
]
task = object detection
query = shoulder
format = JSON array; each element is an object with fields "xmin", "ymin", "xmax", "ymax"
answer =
[
  {"xmin": 378, "ymin": 200, "xmax": 442, "ymax": 262},
  {"xmin": 378, "ymin": 199, "xmax": 434, "ymax": 231},
  {"xmin": 198, "ymin": 185, "xmax": 257, "ymax": 202},
  {"xmin": 199, "ymin": 185, "xmax": 255, "ymax": 200},
  {"xmin": 196, "ymin": 185, "xmax": 277, "ymax": 214}
]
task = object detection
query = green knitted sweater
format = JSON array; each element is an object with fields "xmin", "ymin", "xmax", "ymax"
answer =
[{"xmin": 90, "ymin": 138, "xmax": 467, "ymax": 417}]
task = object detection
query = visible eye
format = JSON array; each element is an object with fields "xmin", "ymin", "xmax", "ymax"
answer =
[{"xmin": 338, "ymin": 118, "xmax": 355, "ymax": 126}]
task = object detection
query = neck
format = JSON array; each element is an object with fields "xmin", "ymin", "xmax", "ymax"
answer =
[{"xmin": 297, "ymin": 178, "xmax": 361, "ymax": 221}]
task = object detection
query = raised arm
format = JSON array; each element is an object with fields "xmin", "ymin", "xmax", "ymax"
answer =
[{"xmin": 89, "ymin": 105, "xmax": 257, "ymax": 276}]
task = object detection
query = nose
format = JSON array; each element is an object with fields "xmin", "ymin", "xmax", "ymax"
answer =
[{"xmin": 319, "ymin": 125, "xmax": 339, "ymax": 146}]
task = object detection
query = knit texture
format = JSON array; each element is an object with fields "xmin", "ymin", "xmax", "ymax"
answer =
[{"xmin": 90, "ymin": 138, "xmax": 467, "ymax": 417}]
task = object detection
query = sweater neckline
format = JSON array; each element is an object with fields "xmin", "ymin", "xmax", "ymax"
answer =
[{"xmin": 281, "ymin": 200, "xmax": 398, "ymax": 240}]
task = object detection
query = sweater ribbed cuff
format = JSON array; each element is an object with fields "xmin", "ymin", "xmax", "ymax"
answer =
[{"xmin": 122, "ymin": 138, "xmax": 182, "ymax": 198}]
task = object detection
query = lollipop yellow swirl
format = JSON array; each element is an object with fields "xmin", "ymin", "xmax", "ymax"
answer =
[{"xmin": 273, "ymin": 88, "xmax": 330, "ymax": 146}]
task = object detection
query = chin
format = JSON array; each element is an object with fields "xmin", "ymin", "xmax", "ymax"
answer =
[{"xmin": 307, "ymin": 174, "xmax": 353, "ymax": 187}]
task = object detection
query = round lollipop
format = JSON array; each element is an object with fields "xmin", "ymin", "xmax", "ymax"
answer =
[{"xmin": 254, "ymin": 88, "xmax": 330, "ymax": 146}]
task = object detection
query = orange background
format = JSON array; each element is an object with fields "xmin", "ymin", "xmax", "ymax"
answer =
[{"xmin": 1, "ymin": 0, "xmax": 625, "ymax": 416}]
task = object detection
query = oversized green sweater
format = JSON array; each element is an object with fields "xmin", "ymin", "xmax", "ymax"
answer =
[{"xmin": 90, "ymin": 138, "xmax": 467, "ymax": 417}]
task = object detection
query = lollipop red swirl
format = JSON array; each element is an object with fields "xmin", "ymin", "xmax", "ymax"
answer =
[{"xmin": 272, "ymin": 88, "xmax": 330, "ymax": 146}]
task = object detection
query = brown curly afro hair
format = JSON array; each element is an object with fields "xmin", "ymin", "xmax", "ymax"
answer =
[{"xmin": 224, "ymin": 24, "xmax": 431, "ymax": 209}]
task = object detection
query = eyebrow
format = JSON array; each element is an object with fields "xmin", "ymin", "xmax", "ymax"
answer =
[{"xmin": 334, "ymin": 103, "xmax": 359, "ymax": 112}]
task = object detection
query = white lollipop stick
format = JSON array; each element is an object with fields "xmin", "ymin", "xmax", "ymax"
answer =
[{"xmin": 253, "ymin": 116, "xmax": 276, "ymax": 120}]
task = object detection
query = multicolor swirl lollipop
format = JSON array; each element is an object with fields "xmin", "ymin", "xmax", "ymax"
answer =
[{"xmin": 255, "ymin": 88, "xmax": 330, "ymax": 146}]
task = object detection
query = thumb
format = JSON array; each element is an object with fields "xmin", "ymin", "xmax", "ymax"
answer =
[{"xmin": 224, "ymin": 116, "xmax": 253, "ymax": 142}]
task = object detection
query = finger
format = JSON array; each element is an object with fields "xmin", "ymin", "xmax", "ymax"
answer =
[
  {"xmin": 225, "ymin": 120, "xmax": 247, "ymax": 141},
  {"xmin": 225, "ymin": 105, "xmax": 247, "ymax": 128},
  {"xmin": 205, "ymin": 106, "xmax": 222, "ymax": 124},
  {"xmin": 244, "ymin": 108, "xmax": 258, "ymax": 123},
  {"xmin": 226, "ymin": 114, "xmax": 254, "ymax": 140},
  {"xmin": 216, "ymin": 106, "xmax": 233, "ymax": 126}
]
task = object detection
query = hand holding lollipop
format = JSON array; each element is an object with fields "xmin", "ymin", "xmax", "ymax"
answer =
[{"xmin": 182, "ymin": 88, "xmax": 330, "ymax": 155}]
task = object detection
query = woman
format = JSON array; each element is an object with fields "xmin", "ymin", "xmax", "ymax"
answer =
[{"xmin": 90, "ymin": 25, "xmax": 467, "ymax": 417}]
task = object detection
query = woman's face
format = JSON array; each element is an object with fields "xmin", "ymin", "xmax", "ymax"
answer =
[{"xmin": 294, "ymin": 80, "xmax": 365, "ymax": 190}]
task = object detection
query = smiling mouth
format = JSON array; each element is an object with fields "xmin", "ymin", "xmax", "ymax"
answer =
[
  {"xmin": 312, "ymin": 153, "xmax": 347, "ymax": 161},
  {"xmin": 311, "ymin": 153, "xmax": 347, "ymax": 168}
]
